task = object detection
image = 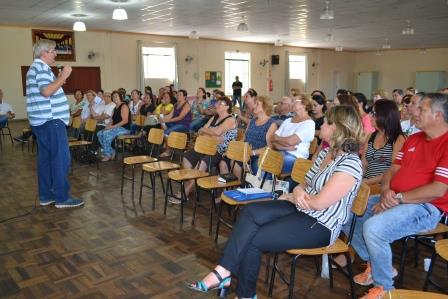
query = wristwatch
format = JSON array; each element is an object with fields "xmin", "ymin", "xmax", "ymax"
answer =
[{"xmin": 395, "ymin": 192, "xmax": 404, "ymax": 204}]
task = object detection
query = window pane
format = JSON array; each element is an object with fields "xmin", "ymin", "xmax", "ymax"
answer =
[
  {"xmin": 142, "ymin": 47, "xmax": 175, "ymax": 80},
  {"xmin": 225, "ymin": 51, "xmax": 250, "ymax": 95},
  {"xmin": 289, "ymin": 55, "xmax": 306, "ymax": 82}
]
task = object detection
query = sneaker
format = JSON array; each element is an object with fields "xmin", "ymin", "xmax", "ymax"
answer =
[
  {"xmin": 14, "ymin": 136, "xmax": 25, "ymax": 143},
  {"xmin": 354, "ymin": 263, "xmax": 398, "ymax": 286},
  {"xmin": 359, "ymin": 286, "xmax": 386, "ymax": 299},
  {"xmin": 40, "ymin": 198, "xmax": 55, "ymax": 206},
  {"xmin": 168, "ymin": 197, "xmax": 182, "ymax": 205},
  {"xmin": 55, "ymin": 198, "xmax": 85, "ymax": 209}
]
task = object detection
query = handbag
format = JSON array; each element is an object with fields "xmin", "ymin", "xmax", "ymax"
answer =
[{"xmin": 244, "ymin": 148, "xmax": 289, "ymax": 193}]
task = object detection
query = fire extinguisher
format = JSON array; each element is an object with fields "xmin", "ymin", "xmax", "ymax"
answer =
[{"xmin": 268, "ymin": 70, "xmax": 273, "ymax": 92}]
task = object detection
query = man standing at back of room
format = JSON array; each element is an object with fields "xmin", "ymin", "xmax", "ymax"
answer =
[
  {"xmin": 26, "ymin": 39, "xmax": 84, "ymax": 208},
  {"xmin": 232, "ymin": 76, "xmax": 243, "ymax": 107}
]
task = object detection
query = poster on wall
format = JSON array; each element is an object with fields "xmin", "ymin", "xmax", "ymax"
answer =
[
  {"xmin": 205, "ymin": 71, "xmax": 222, "ymax": 88},
  {"xmin": 32, "ymin": 29, "xmax": 76, "ymax": 61}
]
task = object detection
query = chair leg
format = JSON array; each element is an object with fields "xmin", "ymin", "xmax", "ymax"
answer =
[
  {"xmin": 345, "ymin": 252, "xmax": 356, "ymax": 299},
  {"xmin": 208, "ymin": 189, "xmax": 216, "ymax": 236},
  {"xmin": 414, "ymin": 236, "xmax": 419, "ymax": 268},
  {"xmin": 423, "ymin": 249, "xmax": 437, "ymax": 291},
  {"xmin": 192, "ymin": 181, "xmax": 200, "ymax": 226},
  {"xmin": 313, "ymin": 256, "xmax": 320, "ymax": 276},
  {"xmin": 158, "ymin": 171, "xmax": 165, "ymax": 194},
  {"xmin": 120, "ymin": 163, "xmax": 126, "ymax": 194},
  {"xmin": 131, "ymin": 165, "xmax": 135, "ymax": 200},
  {"xmin": 215, "ymin": 201, "xmax": 223, "ymax": 243},
  {"xmin": 288, "ymin": 255, "xmax": 300, "ymax": 299},
  {"xmin": 268, "ymin": 253, "xmax": 279, "ymax": 297},
  {"xmin": 164, "ymin": 178, "xmax": 171, "ymax": 215},
  {"xmin": 328, "ymin": 254, "xmax": 334, "ymax": 288},
  {"xmin": 139, "ymin": 170, "xmax": 145, "ymax": 204},
  {"xmin": 264, "ymin": 254, "xmax": 271, "ymax": 286},
  {"xmin": 150, "ymin": 172, "xmax": 156, "ymax": 210},
  {"xmin": 397, "ymin": 237, "xmax": 410, "ymax": 288},
  {"xmin": 180, "ymin": 181, "xmax": 187, "ymax": 224}
]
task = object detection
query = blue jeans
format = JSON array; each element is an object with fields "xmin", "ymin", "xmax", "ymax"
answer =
[
  {"xmin": 348, "ymin": 194, "xmax": 442, "ymax": 290},
  {"xmin": 164, "ymin": 122, "xmax": 189, "ymax": 136},
  {"xmin": 97, "ymin": 126, "xmax": 130, "ymax": 157},
  {"xmin": 129, "ymin": 123, "xmax": 142, "ymax": 134},
  {"xmin": 31, "ymin": 119, "xmax": 70, "ymax": 203},
  {"xmin": 281, "ymin": 151, "xmax": 298, "ymax": 174},
  {"xmin": 189, "ymin": 117, "xmax": 208, "ymax": 132},
  {"xmin": 0, "ymin": 115, "xmax": 8, "ymax": 127}
]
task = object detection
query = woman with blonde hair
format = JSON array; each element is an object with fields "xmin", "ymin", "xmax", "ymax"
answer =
[{"xmin": 187, "ymin": 105, "xmax": 363, "ymax": 299}]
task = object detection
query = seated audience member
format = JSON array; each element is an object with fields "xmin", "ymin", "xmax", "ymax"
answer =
[
  {"xmin": 405, "ymin": 86, "xmax": 416, "ymax": 95},
  {"xmin": 81, "ymin": 90, "xmax": 104, "ymax": 123},
  {"xmin": 97, "ymin": 89, "xmax": 104, "ymax": 101},
  {"xmin": 399, "ymin": 94, "xmax": 412, "ymax": 120},
  {"xmin": 349, "ymin": 92, "xmax": 448, "ymax": 299},
  {"xmin": 272, "ymin": 96, "xmax": 294, "ymax": 126},
  {"xmin": 154, "ymin": 91, "xmax": 174, "ymax": 118},
  {"xmin": 129, "ymin": 93, "xmax": 156, "ymax": 134},
  {"xmin": 187, "ymin": 105, "xmax": 364, "ymax": 299},
  {"xmin": 70, "ymin": 89, "xmax": 85, "ymax": 117},
  {"xmin": 401, "ymin": 93, "xmax": 424, "ymax": 136},
  {"xmin": 230, "ymin": 96, "xmax": 277, "ymax": 179},
  {"xmin": 353, "ymin": 92, "xmax": 375, "ymax": 134},
  {"xmin": 129, "ymin": 89, "xmax": 142, "ymax": 118},
  {"xmin": 189, "ymin": 87, "xmax": 211, "ymax": 132},
  {"xmin": 311, "ymin": 89, "xmax": 327, "ymax": 100},
  {"xmin": 311, "ymin": 94, "xmax": 327, "ymax": 142},
  {"xmin": 236, "ymin": 88, "xmax": 257, "ymax": 127},
  {"xmin": 156, "ymin": 87, "xmax": 165, "ymax": 106},
  {"xmin": 171, "ymin": 96, "xmax": 237, "ymax": 204},
  {"xmin": 372, "ymin": 89, "xmax": 387, "ymax": 102},
  {"xmin": 271, "ymin": 95, "xmax": 315, "ymax": 173},
  {"xmin": 289, "ymin": 88, "xmax": 300, "ymax": 97},
  {"xmin": 118, "ymin": 87, "xmax": 130, "ymax": 103},
  {"xmin": 144, "ymin": 85, "xmax": 157, "ymax": 103},
  {"xmin": 97, "ymin": 91, "xmax": 131, "ymax": 161},
  {"xmin": 362, "ymin": 99, "xmax": 405, "ymax": 185},
  {"xmin": 0, "ymin": 89, "xmax": 15, "ymax": 127},
  {"xmin": 392, "ymin": 89, "xmax": 404, "ymax": 107},
  {"xmin": 94, "ymin": 91, "xmax": 116, "ymax": 128}
]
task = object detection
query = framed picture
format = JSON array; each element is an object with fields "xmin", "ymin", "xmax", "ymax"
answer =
[
  {"xmin": 205, "ymin": 71, "xmax": 222, "ymax": 88},
  {"xmin": 32, "ymin": 29, "xmax": 76, "ymax": 61}
]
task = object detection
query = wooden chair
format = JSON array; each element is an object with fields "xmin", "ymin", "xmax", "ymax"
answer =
[
  {"xmin": 236, "ymin": 128, "xmax": 245, "ymax": 141},
  {"xmin": 139, "ymin": 132, "xmax": 187, "ymax": 210},
  {"xmin": 195, "ymin": 141, "xmax": 252, "ymax": 236},
  {"xmin": 134, "ymin": 114, "xmax": 146, "ymax": 127},
  {"xmin": 309, "ymin": 137, "xmax": 318, "ymax": 156},
  {"xmin": 215, "ymin": 148, "xmax": 284, "ymax": 243},
  {"xmin": 0, "ymin": 120, "xmax": 14, "ymax": 145},
  {"xmin": 68, "ymin": 116, "xmax": 82, "ymax": 141},
  {"xmin": 115, "ymin": 116, "xmax": 146, "ymax": 159},
  {"xmin": 268, "ymin": 183, "xmax": 371, "ymax": 299},
  {"xmin": 164, "ymin": 135, "xmax": 219, "ymax": 224},
  {"xmin": 390, "ymin": 289, "xmax": 448, "ymax": 299},
  {"xmin": 397, "ymin": 220, "xmax": 448, "ymax": 287},
  {"xmin": 68, "ymin": 119, "xmax": 97, "ymax": 172},
  {"xmin": 290, "ymin": 158, "xmax": 313, "ymax": 185},
  {"xmin": 120, "ymin": 128, "xmax": 164, "ymax": 199},
  {"xmin": 423, "ymin": 239, "xmax": 448, "ymax": 294},
  {"xmin": 369, "ymin": 183, "xmax": 382, "ymax": 195}
]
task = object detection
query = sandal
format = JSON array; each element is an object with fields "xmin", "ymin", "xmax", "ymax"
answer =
[{"xmin": 187, "ymin": 269, "xmax": 231, "ymax": 297}]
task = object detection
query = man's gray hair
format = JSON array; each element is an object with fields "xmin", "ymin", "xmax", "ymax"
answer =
[
  {"xmin": 425, "ymin": 93, "xmax": 448, "ymax": 123},
  {"xmin": 33, "ymin": 39, "xmax": 56, "ymax": 58}
]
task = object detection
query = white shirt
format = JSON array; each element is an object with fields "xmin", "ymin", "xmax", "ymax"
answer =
[
  {"xmin": 0, "ymin": 102, "xmax": 14, "ymax": 116},
  {"xmin": 275, "ymin": 118, "xmax": 315, "ymax": 158},
  {"xmin": 103, "ymin": 102, "xmax": 116, "ymax": 125},
  {"xmin": 129, "ymin": 100, "xmax": 142, "ymax": 115},
  {"xmin": 81, "ymin": 99, "xmax": 105, "ymax": 121},
  {"xmin": 401, "ymin": 119, "xmax": 421, "ymax": 136}
]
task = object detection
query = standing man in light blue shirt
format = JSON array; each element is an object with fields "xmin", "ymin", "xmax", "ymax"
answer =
[{"xmin": 26, "ymin": 39, "xmax": 84, "ymax": 208}]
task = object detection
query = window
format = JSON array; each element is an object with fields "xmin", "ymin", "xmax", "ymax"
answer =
[
  {"xmin": 225, "ymin": 51, "xmax": 250, "ymax": 95},
  {"xmin": 142, "ymin": 46, "xmax": 176, "ymax": 81},
  {"xmin": 289, "ymin": 54, "xmax": 306, "ymax": 83}
]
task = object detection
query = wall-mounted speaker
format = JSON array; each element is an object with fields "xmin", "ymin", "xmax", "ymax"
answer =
[{"xmin": 271, "ymin": 55, "xmax": 280, "ymax": 65}]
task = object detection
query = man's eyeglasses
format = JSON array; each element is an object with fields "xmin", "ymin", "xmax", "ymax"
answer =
[{"xmin": 47, "ymin": 49, "xmax": 57, "ymax": 54}]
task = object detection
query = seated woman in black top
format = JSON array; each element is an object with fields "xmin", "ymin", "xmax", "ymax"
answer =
[
  {"xmin": 129, "ymin": 93, "xmax": 156, "ymax": 134},
  {"xmin": 97, "ymin": 91, "xmax": 131, "ymax": 161}
]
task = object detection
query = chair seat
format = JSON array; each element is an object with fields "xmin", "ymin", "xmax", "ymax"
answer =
[
  {"xmin": 197, "ymin": 175, "xmax": 241, "ymax": 189},
  {"xmin": 69, "ymin": 140, "xmax": 92, "ymax": 147},
  {"xmin": 124, "ymin": 156, "xmax": 157, "ymax": 165},
  {"xmin": 117, "ymin": 134, "xmax": 140, "ymax": 140},
  {"xmin": 436, "ymin": 239, "xmax": 448, "ymax": 261},
  {"xmin": 417, "ymin": 223, "xmax": 448, "ymax": 236},
  {"xmin": 142, "ymin": 161, "xmax": 180, "ymax": 172},
  {"xmin": 168, "ymin": 169, "xmax": 209, "ymax": 181},
  {"xmin": 220, "ymin": 192, "xmax": 272, "ymax": 206},
  {"xmin": 286, "ymin": 238, "xmax": 348, "ymax": 255},
  {"xmin": 68, "ymin": 137, "xmax": 78, "ymax": 142},
  {"xmin": 278, "ymin": 172, "xmax": 291, "ymax": 179},
  {"xmin": 389, "ymin": 289, "xmax": 448, "ymax": 299}
]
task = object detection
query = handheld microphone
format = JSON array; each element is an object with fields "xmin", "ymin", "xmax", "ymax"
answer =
[{"xmin": 56, "ymin": 64, "xmax": 62, "ymax": 74}]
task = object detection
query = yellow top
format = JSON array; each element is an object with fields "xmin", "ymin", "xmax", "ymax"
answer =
[{"xmin": 154, "ymin": 103, "xmax": 174, "ymax": 116}]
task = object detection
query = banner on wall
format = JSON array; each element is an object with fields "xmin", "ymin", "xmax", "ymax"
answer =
[{"xmin": 205, "ymin": 71, "xmax": 222, "ymax": 88}]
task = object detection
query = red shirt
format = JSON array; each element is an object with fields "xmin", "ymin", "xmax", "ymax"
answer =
[{"xmin": 391, "ymin": 131, "xmax": 448, "ymax": 213}]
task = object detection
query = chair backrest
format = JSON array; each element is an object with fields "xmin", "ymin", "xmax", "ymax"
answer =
[
  {"xmin": 236, "ymin": 128, "xmax": 245, "ymax": 141},
  {"xmin": 134, "ymin": 115, "xmax": 146, "ymax": 126},
  {"xmin": 71, "ymin": 116, "xmax": 82, "ymax": 129},
  {"xmin": 194, "ymin": 135, "xmax": 219, "ymax": 156},
  {"xmin": 351, "ymin": 183, "xmax": 370, "ymax": 217},
  {"xmin": 291, "ymin": 158, "xmax": 313, "ymax": 185},
  {"xmin": 167, "ymin": 132, "xmax": 187, "ymax": 150},
  {"xmin": 258, "ymin": 148, "xmax": 284, "ymax": 177},
  {"xmin": 226, "ymin": 141, "xmax": 252, "ymax": 163},
  {"xmin": 84, "ymin": 119, "xmax": 97, "ymax": 132},
  {"xmin": 147, "ymin": 128, "xmax": 164, "ymax": 145},
  {"xmin": 309, "ymin": 137, "xmax": 318, "ymax": 156}
]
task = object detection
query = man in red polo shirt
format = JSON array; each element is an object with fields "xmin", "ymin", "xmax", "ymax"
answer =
[{"xmin": 349, "ymin": 93, "xmax": 448, "ymax": 299}]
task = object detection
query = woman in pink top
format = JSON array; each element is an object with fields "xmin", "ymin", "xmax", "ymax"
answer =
[{"xmin": 353, "ymin": 92, "xmax": 375, "ymax": 134}]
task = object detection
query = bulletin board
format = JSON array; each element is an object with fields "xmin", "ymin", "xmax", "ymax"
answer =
[{"xmin": 205, "ymin": 71, "xmax": 222, "ymax": 88}]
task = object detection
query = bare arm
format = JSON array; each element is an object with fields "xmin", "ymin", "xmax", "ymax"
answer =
[
  {"xmin": 199, "ymin": 117, "xmax": 236, "ymax": 137},
  {"xmin": 41, "ymin": 66, "xmax": 72, "ymax": 97},
  {"xmin": 164, "ymin": 104, "xmax": 191, "ymax": 123},
  {"xmin": 107, "ymin": 105, "xmax": 129, "ymax": 129},
  {"xmin": 271, "ymin": 133, "xmax": 300, "ymax": 148}
]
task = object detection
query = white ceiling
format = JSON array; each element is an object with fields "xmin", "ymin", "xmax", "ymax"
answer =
[{"xmin": 1, "ymin": 0, "xmax": 448, "ymax": 51}]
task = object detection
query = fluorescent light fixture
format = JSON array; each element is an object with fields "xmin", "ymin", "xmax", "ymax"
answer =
[
  {"xmin": 189, "ymin": 30, "xmax": 199, "ymax": 39},
  {"xmin": 274, "ymin": 39, "xmax": 283, "ymax": 46},
  {"xmin": 335, "ymin": 45, "xmax": 343, "ymax": 52},
  {"xmin": 320, "ymin": 1, "xmax": 334, "ymax": 20},
  {"xmin": 73, "ymin": 21, "xmax": 86, "ymax": 31},
  {"xmin": 237, "ymin": 16, "xmax": 248, "ymax": 32},
  {"xmin": 325, "ymin": 33, "xmax": 334, "ymax": 42},
  {"xmin": 402, "ymin": 20, "xmax": 414, "ymax": 35},
  {"xmin": 382, "ymin": 39, "xmax": 391, "ymax": 49},
  {"xmin": 113, "ymin": 8, "xmax": 128, "ymax": 20}
]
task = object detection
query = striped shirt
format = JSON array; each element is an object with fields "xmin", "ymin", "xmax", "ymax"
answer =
[
  {"xmin": 301, "ymin": 149, "xmax": 363, "ymax": 244},
  {"xmin": 364, "ymin": 132, "xmax": 394, "ymax": 179},
  {"xmin": 26, "ymin": 59, "xmax": 70, "ymax": 126}
]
